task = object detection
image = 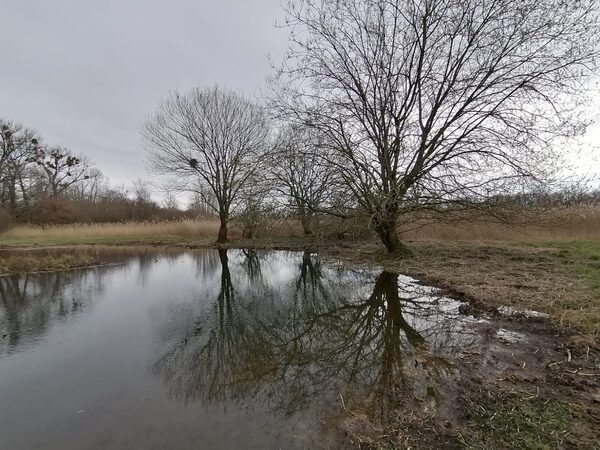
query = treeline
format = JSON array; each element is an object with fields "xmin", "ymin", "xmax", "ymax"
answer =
[
  {"xmin": 492, "ymin": 190, "xmax": 600, "ymax": 209},
  {"xmin": 0, "ymin": 119, "xmax": 212, "ymax": 229}
]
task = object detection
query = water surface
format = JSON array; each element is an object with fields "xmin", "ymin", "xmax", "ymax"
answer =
[{"xmin": 0, "ymin": 248, "xmax": 481, "ymax": 449}]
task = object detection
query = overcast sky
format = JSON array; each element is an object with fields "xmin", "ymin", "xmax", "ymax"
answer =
[
  {"xmin": 0, "ymin": 0, "xmax": 288, "ymax": 198},
  {"xmin": 1, "ymin": 0, "xmax": 598, "ymax": 202}
]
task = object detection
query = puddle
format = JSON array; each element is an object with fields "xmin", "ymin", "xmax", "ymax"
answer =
[
  {"xmin": 0, "ymin": 248, "xmax": 520, "ymax": 449},
  {"xmin": 496, "ymin": 328, "xmax": 526, "ymax": 344},
  {"xmin": 497, "ymin": 305, "xmax": 550, "ymax": 319}
]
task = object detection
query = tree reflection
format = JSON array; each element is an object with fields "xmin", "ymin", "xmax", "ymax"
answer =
[
  {"xmin": 156, "ymin": 249, "xmax": 276, "ymax": 403},
  {"xmin": 0, "ymin": 269, "xmax": 111, "ymax": 354},
  {"xmin": 241, "ymin": 249, "xmax": 262, "ymax": 282},
  {"xmin": 154, "ymin": 251, "xmax": 473, "ymax": 422}
]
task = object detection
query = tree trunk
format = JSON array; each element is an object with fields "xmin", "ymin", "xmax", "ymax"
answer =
[
  {"xmin": 7, "ymin": 176, "xmax": 17, "ymax": 214},
  {"xmin": 297, "ymin": 206, "xmax": 313, "ymax": 236},
  {"xmin": 217, "ymin": 213, "xmax": 228, "ymax": 243},
  {"xmin": 300, "ymin": 216, "xmax": 313, "ymax": 236},
  {"xmin": 372, "ymin": 214, "xmax": 412, "ymax": 256}
]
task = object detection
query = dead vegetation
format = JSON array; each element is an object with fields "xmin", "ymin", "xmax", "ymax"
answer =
[
  {"xmin": 398, "ymin": 206, "xmax": 600, "ymax": 242},
  {"xmin": 1, "ymin": 204, "xmax": 600, "ymax": 246},
  {"xmin": 0, "ymin": 253, "xmax": 96, "ymax": 275},
  {"xmin": 0, "ymin": 220, "xmax": 221, "ymax": 244}
]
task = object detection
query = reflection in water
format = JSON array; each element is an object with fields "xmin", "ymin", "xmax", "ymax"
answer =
[
  {"xmin": 0, "ymin": 248, "xmax": 482, "ymax": 449},
  {"xmin": 0, "ymin": 249, "xmax": 186, "ymax": 355},
  {"xmin": 154, "ymin": 250, "xmax": 478, "ymax": 423},
  {"xmin": 0, "ymin": 270, "xmax": 104, "ymax": 354}
]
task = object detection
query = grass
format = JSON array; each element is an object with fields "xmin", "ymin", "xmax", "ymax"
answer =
[
  {"xmin": 0, "ymin": 253, "xmax": 96, "ymax": 275},
  {"xmin": 383, "ymin": 240, "xmax": 600, "ymax": 334},
  {"xmin": 462, "ymin": 392, "xmax": 579, "ymax": 450},
  {"xmin": 0, "ymin": 220, "xmax": 221, "ymax": 246},
  {"xmin": 533, "ymin": 241, "xmax": 600, "ymax": 293},
  {"xmin": 289, "ymin": 238, "xmax": 599, "ymax": 334},
  {"xmin": 2, "ymin": 206, "xmax": 600, "ymax": 247},
  {"xmin": 399, "ymin": 206, "xmax": 600, "ymax": 241}
]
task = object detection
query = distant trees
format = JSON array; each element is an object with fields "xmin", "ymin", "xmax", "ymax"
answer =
[
  {"xmin": 1, "ymin": 120, "xmax": 96, "ymax": 221},
  {"xmin": 271, "ymin": 0, "xmax": 599, "ymax": 253},
  {"xmin": 0, "ymin": 121, "xmax": 39, "ymax": 215},
  {"xmin": 0, "ymin": 119, "xmax": 188, "ymax": 225},
  {"xmin": 142, "ymin": 85, "xmax": 269, "ymax": 242},
  {"xmin": 270, "ymin": 124, "xmax": 339, "ymax": 235},
  {"xmin": 29, "ymin": 146, "xmax": 91, "ymax": 197}
]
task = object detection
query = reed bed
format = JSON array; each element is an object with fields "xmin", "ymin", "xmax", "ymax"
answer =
[
  {"xmin": 0, "ymin": 219, "xmax": 221, "ymax": 242},
  {"xmin": 399, "ymin": 206, "xmax": 600, "ymax": 241},
  {"xmin": 1, "ymin": 206, "xmax": 599, "ymax": 245}
]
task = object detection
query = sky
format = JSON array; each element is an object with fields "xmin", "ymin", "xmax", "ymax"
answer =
[
  {"xmin": 0, "ymin": 0, "xmax": 288, "ymax": 200},
  {"xmin": 1, "ymin": 0, "xmax": 598, "ymax": 204}
]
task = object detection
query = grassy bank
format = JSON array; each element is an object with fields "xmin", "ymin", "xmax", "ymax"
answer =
[
  {"xmin": 1, "ymin": 206, "xmax": 600, "ymax": 246},
  {"xmin": 0, "ymin": 252, "xmax": 97, "ymax": 275}
]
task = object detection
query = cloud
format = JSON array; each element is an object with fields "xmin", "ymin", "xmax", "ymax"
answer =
[{"xmin": 0, "ymin": 0, "xmax": 288, "ymax": 191}]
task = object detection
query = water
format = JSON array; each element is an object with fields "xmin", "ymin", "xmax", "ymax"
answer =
[{"xmin": 0, "ymin": 248, "xmax": 482, "ymax": 449}]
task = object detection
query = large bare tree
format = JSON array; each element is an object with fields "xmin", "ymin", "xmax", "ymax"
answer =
[
  {"xmin": 272, "ymin": 0, "xmax": 599, "ymax": 253},
  {"xmin": 142, "ymin": 86, "xmax": 269, "ymax": 242}
]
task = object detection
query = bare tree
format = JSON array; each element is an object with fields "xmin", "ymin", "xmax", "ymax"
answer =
[
  {"xmin": 0, "ymin": 121, "xmax": 39, "ymax": 214},
  {"xmin": 30, "ymin": 146, "xmax": 91, "ymax": 198},
  {"xmin": 69, "ymin": 168, "xmax": 106, "ymax": 202},
  {"xmin": 270, "ymin": 124, "xmax": 340, "ymax": 235},
  {"xmin": 163, "ymin": 190, "xmax": 178, "ymax": 211},
  {"xmin": 132, "ymin": 178, "xmax": 153, "ymax": 205},
  {"xmin": 142, "ymin": 85, "xmax": 269, "ymax": 242},
  {"xmin": 187, "ymin": 185, "xmax": 216, "ymax": 217},
  {"xmin": 272, "ymin": 0, "xmax": 599, "ymax": 253}
]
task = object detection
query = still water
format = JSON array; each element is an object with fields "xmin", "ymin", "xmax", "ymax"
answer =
[{"xmin": 0, "ymin": 249, "xmax": 481, "ymax": 449}]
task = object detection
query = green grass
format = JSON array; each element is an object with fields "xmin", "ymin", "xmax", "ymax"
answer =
[
  {"xmin": 531, "ymin": 240, "xmax": 600, "ymax": 294},
  {"xmin": 463, "ymin": 393, "xmax": 580, "ymax": 450}
]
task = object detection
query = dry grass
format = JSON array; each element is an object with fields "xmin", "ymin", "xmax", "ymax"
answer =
[
  {"xmin": 0, "ymin": 253, "xmax": 96, "ymax": 275},
  {"xmin": 1, "ymin": 206, "xmax": 599, "ymax": 246},
  {"xmin": 0, "ymin": 218, "xmax": 307, "ymax": 246},
  {"xmin": 0, "ymin": 219, "xmax": 222, "ymax": 245},
  {"xmin": 399, "ymin": 206, "xmax": 600, "ymax": 241},
  {"xmin": 313, "ymin": 240, "xmax": 600, "ymax": 334}
]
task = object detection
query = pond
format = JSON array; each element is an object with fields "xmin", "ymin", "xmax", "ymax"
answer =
[{"xmin": 0, "ymin": 248, "xmax": 485, "ymax": 449}]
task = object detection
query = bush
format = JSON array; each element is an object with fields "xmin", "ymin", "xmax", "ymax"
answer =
[{"xmin": 34, "ymin": 198, "xmax": 76, "ymax": 224}]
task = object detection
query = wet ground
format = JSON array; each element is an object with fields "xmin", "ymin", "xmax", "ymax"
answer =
[{"xmin": 0, "ymin": 248, "xmax": 598, "ymax": 449}]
